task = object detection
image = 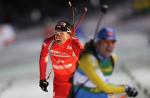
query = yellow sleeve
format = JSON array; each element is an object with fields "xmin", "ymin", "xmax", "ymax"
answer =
[
  {"xmin": 111, "ymin": 53, "xmax": 117, "ymax": 62},
  {"xmin": 79, "ymin": 54, "xmax": 125, "ymax": 94}
]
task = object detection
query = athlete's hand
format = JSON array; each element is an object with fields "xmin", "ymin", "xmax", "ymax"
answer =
[
  {"xmin": 39, "ymin": 79, "xmax": 49, "ymax": 92},
  {"xmin": 125, "ymin": 85, "xmax": 138, "ymax": 97}
]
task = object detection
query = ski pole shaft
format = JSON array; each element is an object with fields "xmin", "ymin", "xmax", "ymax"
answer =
[
  {"xmin": 68, "ymin": 1, "xmax": 75, "ymax": 25},
  {"xmin": 68, "ymin": 1, "xmax": 76, "ymax": 36},
  {"xmin": 94, "ymin": 4, "xmax": 108, "ymax": 39},
  {"xmin": 47, "ymin": 69, "xmax": 53, "ymax": 80},
  {"xmin": 94, "ymin": 12, "xmax": 104, "ymax": 39},
  {"xmin": 68, "ymin": 1, "xmax": 87, "ymax": 36},
  {"xmin": 74, "ymin": 7, "xmax": 87, "ymax": 30}
]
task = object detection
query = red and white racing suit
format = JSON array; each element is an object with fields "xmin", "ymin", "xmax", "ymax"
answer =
[{"xmin": 39, "ymin": 35, "xmax": 83, "ymax": 98}]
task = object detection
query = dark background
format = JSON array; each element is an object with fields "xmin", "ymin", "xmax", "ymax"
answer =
[{"xmin": 0, "ymin": 0, "xmax": 127, "ymax": 27}]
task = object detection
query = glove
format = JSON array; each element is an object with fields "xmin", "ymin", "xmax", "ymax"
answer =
[
  {"xmin": 125, "ymin": 85, "xmax": 138, "ymax": 97},
  {"xmin": 39, "ymin": 79, "xmax": 49, "ymax": 92}
]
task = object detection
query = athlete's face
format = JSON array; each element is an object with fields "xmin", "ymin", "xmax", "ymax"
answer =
[
  {"xmin": 96, "ymin": 40, "xmax": 116, "ymax": 57},
  {"xmin": 54, "ymin": 31, "xmax": 70, "ymax": 44}
]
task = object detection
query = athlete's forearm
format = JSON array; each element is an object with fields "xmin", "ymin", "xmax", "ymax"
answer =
[
  {"xmin": 39, "ymin": 41, "xmax": 49, "ymax": 80},
  {"xmin": 79, "ymin": 54, "xmax": 125, "ymax": 94}
]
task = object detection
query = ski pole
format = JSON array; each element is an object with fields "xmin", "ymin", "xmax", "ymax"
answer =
[
  {"xmin": 68, "ymin": 1, "xmax": 88, "ymax": 36},
  {"xmin": 74, "ymin": 7, "xmax": 88, "ymax": 31},
  {"xmin": 47, "ymin": 68, "xmax": 53, "ymax": 80},
  {"xmin": 94, "ymin": 4, "xmax": 109, "ymax": 39},
  {"xmin": 68, "ymin": 1, "xmax": 76, "ymax": 36},
  {"xmin": 68, "ymin": 1, "xmax": 75, "ymax": 26}
]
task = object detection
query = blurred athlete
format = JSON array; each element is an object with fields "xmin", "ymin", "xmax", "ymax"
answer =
[{"xmin": 72, "ymin": 27, "xmax": 138, "ymax": 98}]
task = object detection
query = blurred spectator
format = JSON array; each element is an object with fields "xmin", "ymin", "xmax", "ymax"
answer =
[
  {"xmin": 42, "ymin": 21, "xmax": 54, "ymax": 38},
  {"xmin": 132, "ymin": 0, "xmax": 150, "ymax": 14},
  {"xmin": 0, "ymin": 24, "xmax": 16, "ymax": 49}
]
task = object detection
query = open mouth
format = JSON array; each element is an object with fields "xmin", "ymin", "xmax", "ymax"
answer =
[
  {"xmin": 56, "ymin": 39, "xmax": 61, "ymax": 43},
  {"xmin": 55, "ymin": 35, "xmax": 61, "ymax": 40},
  {"xmin": 106, "ymin": 48, "xmax": 113, "ymax": 53}
]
